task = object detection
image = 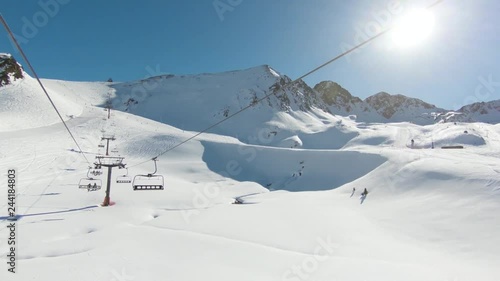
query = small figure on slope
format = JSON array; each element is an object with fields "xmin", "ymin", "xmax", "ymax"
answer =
[{"xmin": 362, "ymin": 188, "xmax": 368, "ymax": 197}]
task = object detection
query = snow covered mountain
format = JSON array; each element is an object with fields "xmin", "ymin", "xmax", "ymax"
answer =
[
  {"xmin": 455, "ymin": 100, "xmax": 500, "ymax": 123},
  {"xmin": 1, "ymin": 52, "xmax": 498, "ymax": 143},
  {"xmin": 98, "ymin": 65, "xmax": 354, "ymax": 149},
  {"xmin": 109, "ymin": 65, "xmax": 322, "ymax": 132},
  {"xmin": 314, "ymin": 80, "xmax": 500, "ymax": 125},
  {"xmin": 365, "ymin": 91, "xmax": 441, "ymax": 120},
  {"xmin": 2, "ymin": 52, "xmax": 499, "ymax": 131},
  {"xmin": 314, "ymin": 81, "xmax": 446, "ymax": 124}
]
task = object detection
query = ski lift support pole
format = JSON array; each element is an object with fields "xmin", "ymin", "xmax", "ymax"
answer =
[
  {"xmin": 96, "ymin": 156, "xmax": 125, "ymax": 206},
  {"xmin": 101, "ymin": 136, "xmax": 116, "ymax": 156}
]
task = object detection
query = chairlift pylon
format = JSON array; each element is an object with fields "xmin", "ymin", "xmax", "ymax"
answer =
[{"xmin": 132, "ymin": 158, "xmax": 164, "ymax": 191}]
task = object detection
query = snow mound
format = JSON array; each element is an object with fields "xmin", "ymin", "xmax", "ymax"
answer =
[
  {"xmin": 278, "ymin": 135, "xmax": 302, "ymax": 148},
  {"xmin": 412, "ymin": 124, "xmax": 486, "ymax": 148},
  {"xmin": 266, "ymin": 110, "xmax": 360, "ymax": 149}
]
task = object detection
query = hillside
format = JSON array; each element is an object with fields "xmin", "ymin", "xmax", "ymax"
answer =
[
  {"xmin": 0, "ymin": 73, "xmax": 83, "ymax": 132},
  {"xmin": 455, "ymin": 100, "xmax": 500, "ymax": 123},
  {"xmin": 42, "ymin": 65, "xmax": 361, "ymax": 150}
]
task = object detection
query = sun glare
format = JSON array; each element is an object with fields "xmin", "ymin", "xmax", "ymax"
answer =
[{"xmin": 391, "ymin": 9, "xmax": 436, "ymax": 48}]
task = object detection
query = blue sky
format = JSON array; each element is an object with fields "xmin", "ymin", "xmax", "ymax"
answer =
[{"xmin": 1, "ymin": 0, "xmax": 499, "ymax": 109}]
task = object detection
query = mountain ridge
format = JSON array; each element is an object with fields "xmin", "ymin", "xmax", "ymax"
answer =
[
  {"xmin": 313, "ymin": 80, "xmax": 499, "ymax": 125},
  {"xmin": 1, "ymin": 52, "xmax": 498, "ymax": 126}
]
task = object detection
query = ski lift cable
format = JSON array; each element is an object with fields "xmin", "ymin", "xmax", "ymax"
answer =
[
  {"xmin": 0, "ymin": 14, "xmax": 91, "ymax": 166},
  {"xmin": 128, "ymin": 0, "xmax": 444, "ymax": 169},
  {"xmin": 295, "ymin": 0, "xmax": 444, "ymax": 82}
]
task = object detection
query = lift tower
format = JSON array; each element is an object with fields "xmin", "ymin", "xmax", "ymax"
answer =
[{"xmin": 95, "ymin": 156, "xmax": 125, "ymax": 207}]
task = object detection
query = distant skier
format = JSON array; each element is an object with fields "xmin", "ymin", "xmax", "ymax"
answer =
[
  {"xmin": 359, "ymin": 188, "xmax": 369, "ymax": 204},
  {"xmin": 362, "ymin": 188, "xmax": 368, "ymax": 197},
  {"xmin": 350, "ymin": 187, "xmax": 356, "ymax": 197},
  {"xmin": 411, "ymin": 139, "xmax": 415, "ymax": 148}
]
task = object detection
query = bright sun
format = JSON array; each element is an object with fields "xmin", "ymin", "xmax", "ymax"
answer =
[{"xmin": 391, "ymin": 9, "xmax": 436, "ymax": 48}]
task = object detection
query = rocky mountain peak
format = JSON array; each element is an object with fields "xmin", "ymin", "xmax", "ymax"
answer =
[
  {"xmin": 313, "ymin": 81, "xmax": 362, "ymax": 114},
  {"xmin": 365, "ymin": 92, "xmax": 437, "ymax": 119},
  {"xmin": 0, "ymin": 53, "xmax": 24, "ymax": 86}
]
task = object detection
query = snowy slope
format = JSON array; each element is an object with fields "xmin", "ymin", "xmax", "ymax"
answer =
[
  {"xmin": 1, "ymin": 62, "xmax": 500, "ymax": 280},
  {"xmin": 0, "ymin": 75, "xmax": 83, "ymax": 132},
  {"xmin": 104, "ymin": 65, "xmax": 332, "ymax": 146},
  {"xmin": 1, "ymin": 99, "xmax": 499, "ymax": 280}
]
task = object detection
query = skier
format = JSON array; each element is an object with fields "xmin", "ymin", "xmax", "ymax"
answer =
[
  {"xmin": 411, "ymin": 139, "xmax": 415, "ymax": 148},
  {"xmin": 362, "ymin": 188, "xmax": 368, "ymax": 196}
]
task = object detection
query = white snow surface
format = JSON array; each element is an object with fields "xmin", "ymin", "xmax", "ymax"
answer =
[{"xmin": 0, "ymin": 69, "xmax": 499, "ymax": 281}]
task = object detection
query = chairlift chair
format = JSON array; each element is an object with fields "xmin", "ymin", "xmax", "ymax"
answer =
[
  {"xmin": 132, "ymin": 174, "xmax": 164, "ymax": 190},
  {"xmin": 89, "ymin": 168, "xmax": 102, "ymax": 176},
  {"xmin": 116, "ymin": 168, "xmax": 132, "ymax": 184},
  {"xmin": 78, "ymin": 178, "xmax": 102, "ymax": 192},
  {"xmin": 132, "ymin": 158, "xmax": 164, "ymax": 191},
  {"xmin": 78, "ymin": 167, "xmax": 103, "ymax": 192}
]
